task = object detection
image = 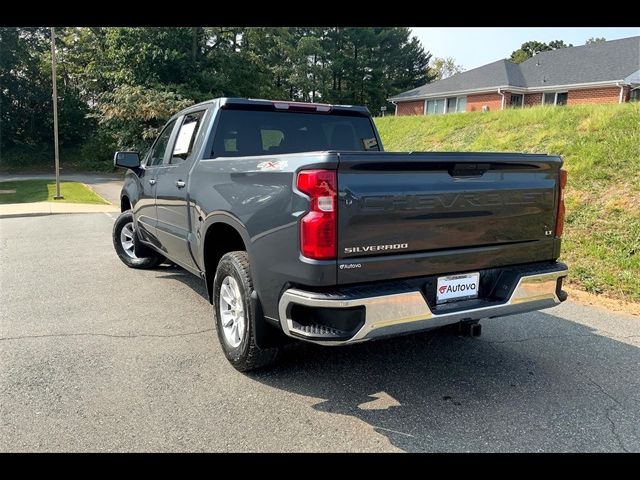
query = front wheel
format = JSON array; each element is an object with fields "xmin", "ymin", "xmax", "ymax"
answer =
[
  {"xmin": 213, "ymin": 251, "xmax": 279, "ymax": 372},
  {"xmin": 112, "ymin": 210, "xmax": 165, "ymax": 269}
]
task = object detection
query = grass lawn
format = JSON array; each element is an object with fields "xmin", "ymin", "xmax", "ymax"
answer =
[
  {"xmin": 375, "ymin": 103, "xmax": 640, "ymax": 303},
  {"xmin": 0, "ymin": 180, "xmax": 109, "ymax": 205}
]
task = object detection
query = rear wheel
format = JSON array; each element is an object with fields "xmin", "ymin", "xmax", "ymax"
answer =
[
  {"xmin": 213, "ymin": 251, "xmax": 279, "ymax": 372},
  {"xmin": 112, "ymin": 210, "xmax": 165, "ymax": 269}
]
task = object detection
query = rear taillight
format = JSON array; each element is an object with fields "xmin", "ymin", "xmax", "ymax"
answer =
[
  {"xmin": 297, "ymin": 169, "xmax": 337, "ymax": 260},
  {"xmin": 555, "ymin": 168, "xmax": 567, "ymax": 237}
]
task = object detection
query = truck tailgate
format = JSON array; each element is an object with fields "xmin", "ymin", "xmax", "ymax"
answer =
[{"xmin": 336, "ymin": 152, "xmax": 562, "ymax": 284}]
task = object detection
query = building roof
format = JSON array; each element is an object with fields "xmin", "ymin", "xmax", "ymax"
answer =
[{"xmin": 390, "ymin": 36, "xmax": 640, "ymax": 101}]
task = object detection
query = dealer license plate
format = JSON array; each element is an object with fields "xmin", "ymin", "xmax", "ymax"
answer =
[{"xmin": 436, "ymin": 272, "xmax": 480, "ymax": 304}]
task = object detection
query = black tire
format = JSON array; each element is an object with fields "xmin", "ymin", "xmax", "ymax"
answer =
[
  {"xmin": 213, "ymin": 251, "xmax": 279, "ymax": 372},
  {"xmin": 112, "ymin": 210, "xmax": 165, "ymax": 269}
]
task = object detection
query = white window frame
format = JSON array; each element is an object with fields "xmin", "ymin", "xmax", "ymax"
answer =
[
  {"xmin": 542, "ymin": 91, "xmax": 568, "ymax": 106},
  {"xmin": 509, "ymin": 93, "xmax": 525, "ymax": 108},
  {"xmin": 424, "ymin": 96, "xmax": 467, "ymax": 115},
  {"xmin": 446, "ymin": 97, "xmax": 454, "ymax": 113},
  {"xmin": 424, "ymin": 98, "xmax": 445, "ymax": 115},
  {"xmin": 455, "ymin": 96, "xmax": 467, "ymax": 112}
]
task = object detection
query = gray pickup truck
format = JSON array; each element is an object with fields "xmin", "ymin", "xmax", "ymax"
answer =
[{"xmin": 113, "ymin": 97, "xmax": 568, "ymax": 371}]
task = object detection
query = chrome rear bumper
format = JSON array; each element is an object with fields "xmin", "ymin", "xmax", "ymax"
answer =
[{"xmin": 278, "ymin": 266, "xmax": 568, "ymax": 345}]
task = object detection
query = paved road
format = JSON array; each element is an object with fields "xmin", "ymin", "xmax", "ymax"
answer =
[
  {"xmin": 0, "ymin": 173, "xmax": 123, "ymax": 205},
  {"xmin": 1, "ymin": 213, "xmax": 638, "ymax": 452}
]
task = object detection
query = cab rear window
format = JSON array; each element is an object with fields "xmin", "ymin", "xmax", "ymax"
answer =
[{"xmin": 211, "ymin": 110, "xmax": 379, "ymax": 157}]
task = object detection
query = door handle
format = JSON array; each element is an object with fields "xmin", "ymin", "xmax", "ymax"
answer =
[
  {"xmin": 176, "ymin": 180, "xmax": 186, "ymax": 188},
  {"xmin": 148, "ymin": 179, "xmax": 156, "ymax": 185}
]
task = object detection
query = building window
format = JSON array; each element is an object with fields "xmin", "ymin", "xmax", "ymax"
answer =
[
  {"xmin": 630, "ymin": 89, "xmax": 640, "ymax": 102},
  {"xmin": 556, "ymin": 92, "xmax": 568, "ymax": 105},
  {"xmin": 510, "ymin": 94, "xmax": 524, "ymax": 107},
  {"xmin": 425, "ymin": 98, "xmax": 445, "ymax": 115},
  {"xmin": 542, "ymin": 92, "xmax": 568, "ymax": 106},
  {"xmin": 456, "ymin": 96, "xmax": 467, "ymax": 112},
  {"xmin": 426, "ymin": 96, "xmax": 467, "ymax": 115},
  {"xmin": 446, "ymin": 97, "xmax": 457, "ymax": 113}
]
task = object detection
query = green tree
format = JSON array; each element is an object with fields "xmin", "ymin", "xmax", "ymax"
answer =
[
  {"xmin": 547, "ymin": 40, "xmax": 572, "ymax": 50},
  {"xmin": 0, "ymin": 27, "xmax": 92, "ymax": 163},
  {"xmin": 586, "ymin": 37, "xmax": 606, "ymax": 44},
  {"xmin": 94, "ymin": 85, "xmax": 192, "ymax": 151},
  {"xmin": 2, "ymin": 26, "xmax": 435, "ymax": 167},
  {"xmin": 0, "ymin": 28, "xmax": 51, "ymax": 153},
  {"xmin": 428, "ymin": 57, "xmax": 464, "ymax": 81},
  {"xmin": 317, "ymin": 27, "xmax": 432, "ymax": 113},
  {"xmin": 509, "ymin": 40, "xmax": 573, "ymax": 64}
]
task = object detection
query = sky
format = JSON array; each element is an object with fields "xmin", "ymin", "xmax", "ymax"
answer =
[{"xmin": 411, "ymin": 27, "xmax": 640, "ymax": 71}]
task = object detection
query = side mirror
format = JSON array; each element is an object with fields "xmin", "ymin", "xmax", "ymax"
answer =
[{"xmin": 114, "ymin": 151, "xmax": 140, "ymax": 169}]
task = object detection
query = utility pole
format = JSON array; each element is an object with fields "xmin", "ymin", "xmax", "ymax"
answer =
[{"xmin": 51, "ymin": 27, "xmax": 63, "ymax": 199}]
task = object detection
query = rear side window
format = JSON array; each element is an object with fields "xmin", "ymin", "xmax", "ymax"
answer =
[
  {"xmin": 211, "ymin": 109, "xmax": 379, "ymax": 158},
  {"xmin": 171, "ymin": 110, "xmax": 205, "ymax": 164}
]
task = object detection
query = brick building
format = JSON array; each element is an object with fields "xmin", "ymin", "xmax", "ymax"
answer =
[{"xmin": 390, "ymin": 36, "xmax": 640, "ymax": 115}]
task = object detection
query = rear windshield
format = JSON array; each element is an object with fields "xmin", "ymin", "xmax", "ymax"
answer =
[{"xmin": 211, "ymin": 109, "xmax": 380, "ymax": 157}]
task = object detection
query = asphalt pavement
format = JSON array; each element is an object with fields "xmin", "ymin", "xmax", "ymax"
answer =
[{"xmin": 0, "ymin": 213, "xmax": 638, "ymax": 452}]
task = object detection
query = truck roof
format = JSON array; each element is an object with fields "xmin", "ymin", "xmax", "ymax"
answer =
[{"xmin": 186, "ymin": 97, "xmax": 371, "ymax": 116}]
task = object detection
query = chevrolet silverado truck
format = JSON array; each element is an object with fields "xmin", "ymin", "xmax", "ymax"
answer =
[{"xmin": 112, "ymin": 97, "xmax": 568, "ymax": 371}]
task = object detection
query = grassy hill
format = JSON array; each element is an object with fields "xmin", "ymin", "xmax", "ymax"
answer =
[{"xmin": 375, "ymin": 103, "xmax": 640, "ymax": 303}]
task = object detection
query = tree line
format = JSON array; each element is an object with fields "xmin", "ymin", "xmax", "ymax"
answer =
[
  {"xmin": 508, "ymin": 37, "xmax": 606, "ymax": 64},
  {"xmin": 0, "ymin": 27, "xmax": 433, "ymax": 166}
]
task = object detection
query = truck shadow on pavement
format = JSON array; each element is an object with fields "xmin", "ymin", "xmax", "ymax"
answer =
[
  {"xmin": 154, "ymin": 263, "xmax": 209, "ymax": 300},
  {"xmin": 152, "ymin": 264, "xmax": 639, "ymax": 452},
  {"xmin": 250, "ymin": 314, "xmax": 640, "ymax": 452}
]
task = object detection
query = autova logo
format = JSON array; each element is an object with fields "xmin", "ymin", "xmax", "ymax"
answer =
[{"xmin": 439, "ymin": 284, "xmax": 476, "ymax": 294}]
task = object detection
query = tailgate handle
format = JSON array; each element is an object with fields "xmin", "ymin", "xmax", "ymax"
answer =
[{"xmin": 449, "ymin": 163, "xmax": 490, "ymax": 177}]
